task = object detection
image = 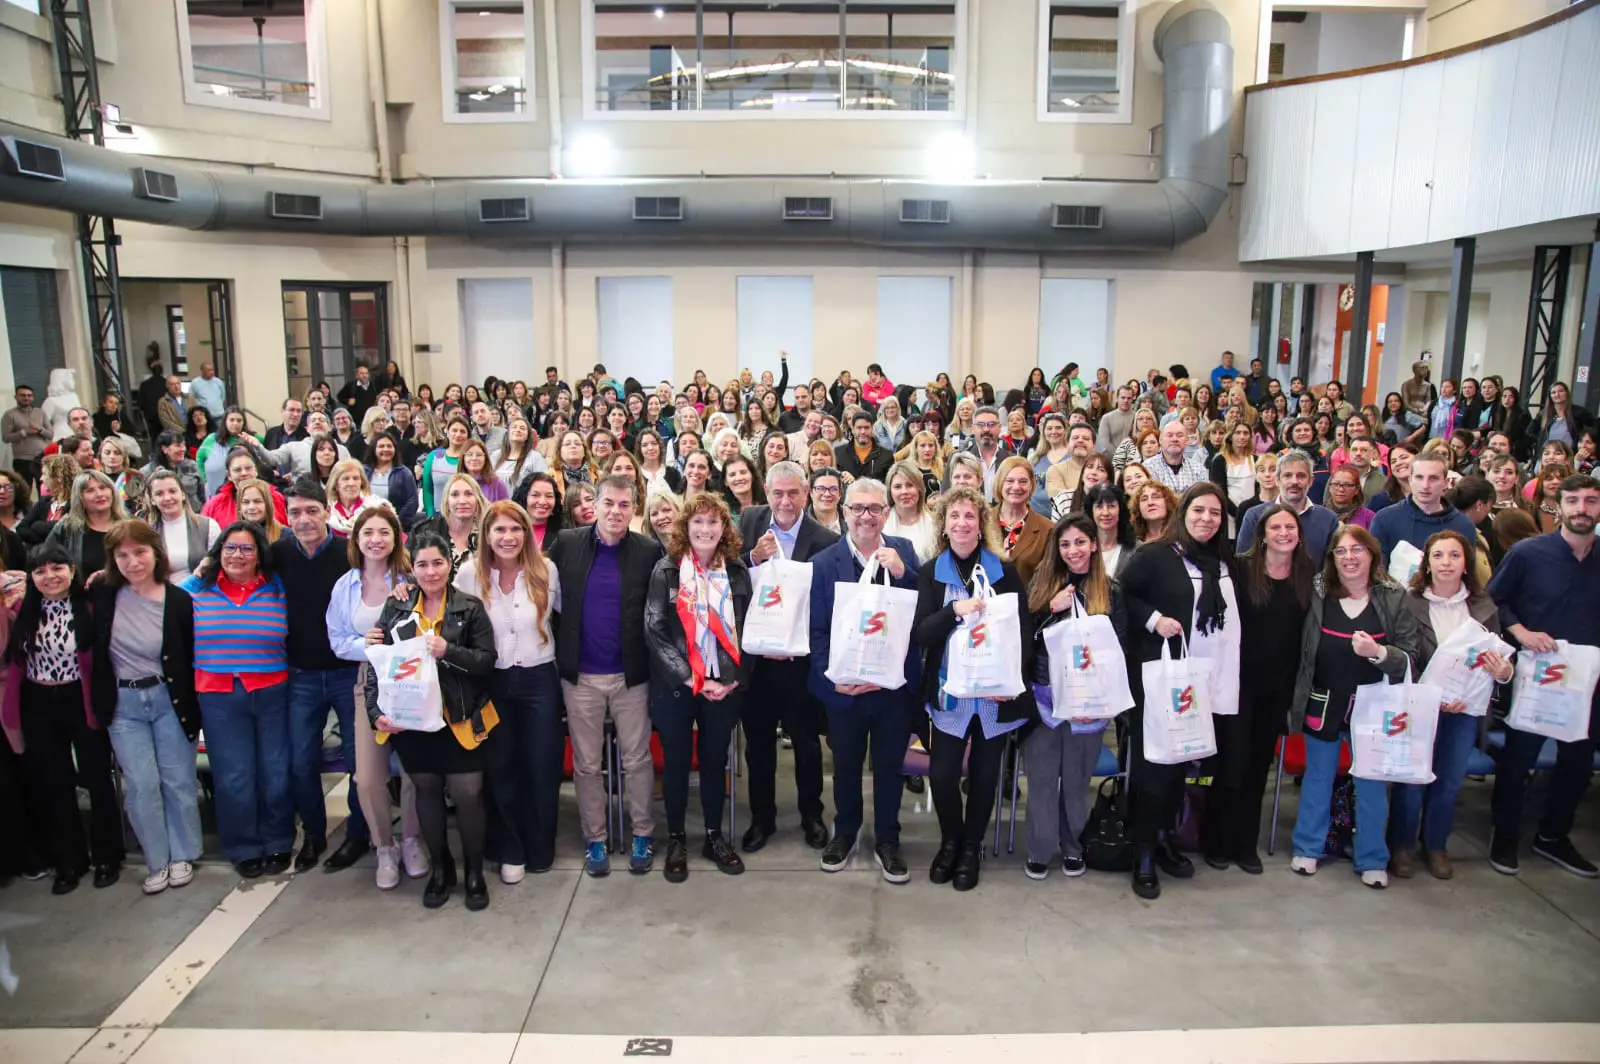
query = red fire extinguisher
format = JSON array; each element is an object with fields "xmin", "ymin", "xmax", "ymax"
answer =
[{"xmin": 1277, "ymin": 337, "xmax": 1291, "ymax": 364}]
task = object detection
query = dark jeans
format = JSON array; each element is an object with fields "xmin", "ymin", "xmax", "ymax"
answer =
[
  {"xmin": 19, "ymin": 681, "xmax": 123, "ymax": 874},
  {"xmin": 200, "ymin": 679, "xmax": 294, "ymax": 863},
  {"xmin": 928, "ymin": 716, "xmax": 1013, "ymax": 845},
  {"xmin": 1201, "ymin": 685, "xmax": 1287, "ymax": 860},
  {"xmin": 287, "ymin": 665, "xmax": 366, "ymax": 848},
  {"xmin": 1491, "ymin": 719, "xmax": 1597, "ymax": 842},
  {"xmin": 652, "ymin": 683, "xmax": 743, "ymax": 836},
  {"xmin": 485, "ymin": 664, "xmax": 563, "ymax": 869},
  {"xmin": 826, "ymin": 692, "xmax": 910, "ymax": 845},
  {"xmin": 1127, "ymin": 704, "xmax": 1187, "ymax": 847},
  {"xmin": 743, "ymin": 657, "xmax": 825, "ymax": 831}
]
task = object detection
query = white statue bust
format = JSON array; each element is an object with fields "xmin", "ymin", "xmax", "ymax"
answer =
[{"xmin": 41, "ymin": 367, "xmax": 83, "ymax": 441}]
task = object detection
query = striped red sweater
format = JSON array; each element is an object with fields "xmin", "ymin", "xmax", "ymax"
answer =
[{"xmin": 189, "ymin": 576, "xmax": 289, "ymax": 675}]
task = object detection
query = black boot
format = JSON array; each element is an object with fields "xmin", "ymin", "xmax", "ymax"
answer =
[
  {"xmin": 1156, "ymin": 836, "xmax": 1194, "ymax": 879},
  {"xmin": 1133, "ymin": 845, "xmax": 1161, "ymax": 900},
  {"xmin": 951, "ymin": 842, "xmax": 982, "ymax": 892},
  {"xmin": 423, "ymin": 854, "xmax": 457, "ymax": 909},
  {"xmin": 463, "ymin": 863, "xmax": 489, "ymax": 911},
  {"xmin": 929, "ymin": 837, "xmax": 961, "ymax": 884}
]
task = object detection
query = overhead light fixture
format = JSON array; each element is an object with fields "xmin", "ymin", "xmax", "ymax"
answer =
[
  {"xmin": 925, "ymin": 131, "xmax": 975, "ymax": 181},
  {"xmin": 569, "ymin": 131, "xmax": 613, "ymax": 176},
  {"xmin": 477, "ymin": 9, "xmax": 490, "ymax": 15},
  {"xmin": 654, "ymin": 7, "xmax": 665, "ymax": 17},
  {"xmin": 101, "ymin": 102, "xmax": 121, "ymax": 124},
  {"xmin": 486, "ymin": 84, "xmax": 506, "ymax": 93}
]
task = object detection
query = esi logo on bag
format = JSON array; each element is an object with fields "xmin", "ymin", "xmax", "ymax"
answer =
[
  {"xmin": 1534, "ymin": 660, "xmax": 1568, "ymax": 685},
  {"xmin": 967, "ymin": 622, "xmax": 988, "ymax": 649},
  {"xmin": 1465, "ymin": 649, "xmax": 1494, "ymax": 670},
  {"xmin": 758, "ymin": 585, "xmax": 783, "ymax": 610},
  {"xmin": 386, "ymin": 655, "xmax": 424, "ymax": 682},
  {"xmin": 859, "ymin": 610, "xmax": 887, "ymax": 636},
  {"xmin": 1384, "ymin": 710, "xmax": 1409, "ymax": 736},
  {"xmin": 1172, "ymin": 685, "xmax": 1195, "ymax": 714},
  {"xmin": 1071, "ymin": 645, "xmax": 1093, "ymax": 669}
]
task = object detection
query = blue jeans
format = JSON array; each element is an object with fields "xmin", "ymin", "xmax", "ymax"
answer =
[
  {"xmin": 287, "ymin": 665, "xmax": 366, "ymax": 847},
  {"xmin": 826, "ymin": 693, "xmax": 911, "ymax": 846},
  {"xmin": 1291, "ymin": 732, "xmax": 1390, "ymax": 872},
  {"xmin": 108, "ymin": 684, "xmax": 202, "ymax": 875},
  {"xmin": 200, "ymin": 679, "xmax": 294, "ymax": 863},
  {"xmin": 1388, "ymin": 711, "xmax": 1479, "ymax": 854}
]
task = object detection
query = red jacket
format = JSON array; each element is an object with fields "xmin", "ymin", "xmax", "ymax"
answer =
[{"xmin": 201, "ymin": 481, "xmax": 288, "ymax": 528}]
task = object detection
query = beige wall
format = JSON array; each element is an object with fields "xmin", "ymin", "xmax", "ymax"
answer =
[{"xmin": 1423, "ymin": 0, "xmax": 1569, "ymax": 53}]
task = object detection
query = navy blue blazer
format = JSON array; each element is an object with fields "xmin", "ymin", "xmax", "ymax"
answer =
[{"xmin": 806, "ymin": 534, "xmax": 923, "ymax": 712}]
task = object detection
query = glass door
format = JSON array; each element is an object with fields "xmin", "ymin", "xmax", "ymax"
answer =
[{"xmin": 282, "ymin": 283, "xmax": 389, "ymax": 401}]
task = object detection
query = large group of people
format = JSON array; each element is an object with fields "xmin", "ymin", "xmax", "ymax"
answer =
[{"xmin": 0, "ymin": 350, "xmax": 1595, "ymax": 910}]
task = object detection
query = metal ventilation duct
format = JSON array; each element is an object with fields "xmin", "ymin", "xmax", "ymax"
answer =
[{"xmin": 0, "ymin": 1, "xmax": 1232, "ymax": 251}]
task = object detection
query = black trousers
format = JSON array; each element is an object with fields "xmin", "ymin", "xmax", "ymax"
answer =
[
  {"xmin": 742, "ymin": 657, "xmax": 825, "ymax": 831},
  {"xmin": 1127, "ymin": 705, "xmax": 1186, "ymax": 847},
  {"xmin": 1201, "ymin": 685, "xmax": 1288, "ymax": 860},
  {"xmin": 485, "ymin": 664, "xmax": 563, "ymax": 870},
  {"xmin": 1491, "ymin": 713, "xmax": 1597, "ymax": 842},
  {"xmin": 653, "ymin": 684, "xmax": 743, "ymax": 836},
  {"xmin": 0, "ymin": 735, "xmax": 49, "ymax": 876},
  {"xmin": 19, "ymin": 681, "xmax": 123, "ymax": 874},
  {"xmin": 13, "ymin": 457, "xmax": 41, "ymax": 493},
  {"xmin": 928, "ymin": 716, "xmax": 1010, "ymax": 845}
]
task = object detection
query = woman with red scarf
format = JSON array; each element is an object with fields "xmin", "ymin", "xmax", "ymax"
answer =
[{"xmin": 643, "ymin": 492, "xmax": 754, "ymax": 884}]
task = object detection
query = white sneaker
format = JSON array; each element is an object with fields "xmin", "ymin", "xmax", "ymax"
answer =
[
  {"xmin": 374, "ymin": 846, "xmax": 401, "ymax": 891},
  {"xmin": 167, "ymin": 861, "xmax": 195, "ymax": 888},
  {"xmin": 1361, "ymin": 869, "xmax": 1389, "ymax": 890},
  {"xmin": 141, "ymin": 869, "xmax": 170, "ymax": 895},
  {"xmin": 401, "ymin": 837, "xmax": 430, "ymax": 878},
  {"xmin": 500, "ymin": 862, "xmax": 526, "ymax": 885},
  {"xmin": 1290, "ymin": 856, "xmax": 1318, "ymax": 876}
]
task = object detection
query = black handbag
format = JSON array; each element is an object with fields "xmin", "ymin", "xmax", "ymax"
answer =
[{"xmin": 1081, "ymin": 775, "xmax": 1135, "ymax": 872}]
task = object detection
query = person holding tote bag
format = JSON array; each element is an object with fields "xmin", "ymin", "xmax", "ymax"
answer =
[
  {"xmin": 1117, "ymin": 482, "xmax": 1241, "ymax": 900},
  {"xmin": 1391, "ymin": 529, "xmax": 1512, "ymax": 880},
  {"xmin": 1022, "ymin": 513, "xmax": 1127, "ymax": 880},
  {"xmin": 912, "ymin": 486, "xmax": 1034, "ymax": 892},
  {"xmin": 1287, "ymin": 524, "xmax": 1419, "ymax": 889}
]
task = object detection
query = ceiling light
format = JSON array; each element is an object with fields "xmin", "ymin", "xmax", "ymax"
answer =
[
  {"xmin": 477, "ymin": 9, "xmax": 490, "ymax": 15},
  {"xmin": 101, "ymin": 102, "xmax": 121, "ymax": 124},
  {"xmin": 925, "ymin": 131, "xmax": 975, "ymax": 181},
  {"xmin": 654, "ymin": 7, "xmax": 665, "ymax": 17},
  {"xmin": 486, "ymin": 84, "xmax": 506, "ymax": 93},
  {"xmin": 569, "ymin": 132, "xmax": 613, "ymax": 176}
]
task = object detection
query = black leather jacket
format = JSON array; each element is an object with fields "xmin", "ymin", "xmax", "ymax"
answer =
[{"xmin": 362, "ymin": 586, "xmax": 496, "ymax": 730}]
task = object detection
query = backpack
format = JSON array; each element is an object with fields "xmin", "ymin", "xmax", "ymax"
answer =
[
  {"xmin": 1081, "ymin": 776, "xmax": 1135, "ymax": 872},
  {"xmin": 1323, "ymin": 774, "xmax": 1356, "ymax": 860}
]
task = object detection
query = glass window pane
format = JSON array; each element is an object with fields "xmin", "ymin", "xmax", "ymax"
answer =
[
  {"xmin": 719, "ymin": 2, "xmax": 845, "ymax": 113},
  {"xmin": 185, "ymin": 1, "xmax": 314, "ymax": 107},
  {"xmin": 317, "ymin": 290, "xmax": 343, "ymax": 319},
  {"xmin": 593, "ymin": 1, "xmax": 704, "ymax": 112},
  {"xmin": 283, "ymin": 289, "xmax": 308, "ymax": 319},
  {"xmin": 451, "ymin": 2, "xmax": 528, "ymax": 114},
  {"xmin": 1047, "ymin": 3, "xmax": 1123, "ymax": 114},
  {"xmin": 285, "ymin": 318, "xmax": 312, "ymax": 350},
  {"xmin": 844, "ymin": 4, "xmax": 955, "ymax": 112}
]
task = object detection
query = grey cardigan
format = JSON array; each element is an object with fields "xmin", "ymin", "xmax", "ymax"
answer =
[
  {"xmin": 1288, "ymin": 578, "xmax": 1420, "ymax": 733},
  {"xmin": 1401, "ymin": 588, "xmax": 1502, "ymax": 672}
]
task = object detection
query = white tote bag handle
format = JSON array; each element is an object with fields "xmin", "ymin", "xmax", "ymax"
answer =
[{"xmin": 1158, "ymin": 631, "xmax": 1192, "ymax": 662}]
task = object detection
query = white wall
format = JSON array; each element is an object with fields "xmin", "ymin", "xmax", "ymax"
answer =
[
  {"xmin": 596, "ymin": 275, "xmax": 674, "ymax": 388},
  {"xmin": 1037, "ymin": 278, "xmax": 1113, "ymax": 381},
  {"xmin": 876, "ymin": 276, "xmax": 953, "ymax": 392},
  {"xmin": 1314, "ymin": 10, "xmax": 1408, "ymax": 74},
  {"xmin": 459, "ymin": 277, "xmax": 536, "ymax": 388},
  {"xmin": 736, "ymin": 276, "xmax": 815, "ymax": 387}
]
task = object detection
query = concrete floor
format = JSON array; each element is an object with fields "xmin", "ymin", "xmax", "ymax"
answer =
[{"xmin": 2, "ymin": 751, "xmax": 1598, "ymax": 1058}]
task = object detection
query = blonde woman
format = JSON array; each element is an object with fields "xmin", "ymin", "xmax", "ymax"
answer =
[
  {"xmin": 947, "ymin": 397, "xmax": 977, "ymax": 448},
  {"xmin": 326, "ymin": 458, "xmax": 392, "ymax": 535},
  {"xmin": 1112, "ymin": 409, "xmax": 1160, "ymax": 473},
  {"xmin": 234, "ymin": 478, "xmax": 287, "ymax": 545},
  {"xmin": 413, "ymin": 472, "xmax": 487, "ymax": 573},
  {"xmin": 454, "ymin": 501, "xmax": 561, "ymax": 882},
  {"xmin": 643, "ymin": 489, "xmax": 683, "ymax": 547},
  {"xmin": 144, "ymin": 469, "xmax": 219, "ymax": 585},
  {"xmin": 44, "ymin": 469, "xmax": 128, "ymax": 574},
  {"xmin": 97, "ymin": 436, "xmax": 145, "ymax": 515},
  {"xmin": 906, "ymin": 430, "xmax": 946, "ymax": 500},
  {"xmin": 884, "ymin": 460, "xmax": 937, "ymax": 561}
]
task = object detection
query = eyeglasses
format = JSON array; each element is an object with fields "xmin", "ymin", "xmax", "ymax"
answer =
[
  {"xmin": 221, "ymin": 544, "xmax": 257, "ymax": 557},
  {"xmin": 1332, "ymin": 545, "xmax": 1367, "ymax": 558},
  {"xmin": 813, "ymin": 485, "xmax": 840, "ymax": 496},
  {"xmin": 845, "ymin": 504, "xmax": 886, "ymax": 517}
]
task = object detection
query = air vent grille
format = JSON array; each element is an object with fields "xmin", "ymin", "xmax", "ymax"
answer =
[
  {"xmin": 783, "ymin": 196, "xmax": 833, "ymax": 221},
  {"xmin": 1052, "ymin": 204, "xmax": 1103, "ymax": 229},
  {"xmin": 899, "ymin": 198, "xmax": 950, "ymax": 224},
  {"xmin": 0, "ymin": 137, "xmax": 66, "ymax": 181},
  {"xmin": 632, "ymin": 196, "xmax": 683, "ymax": 221},
  {"xmin": 269, "ymin": 192, "xmax": 323, "ymax": 220},
  {"xmin": 135, "ymin": 168, "xmax": 179, "ymax": 202},
  {"xmin": 479, "ymin": 197, "xmax": 531, "ymax": 223}
]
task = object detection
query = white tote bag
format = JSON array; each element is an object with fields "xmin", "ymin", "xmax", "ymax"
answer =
[
  {"xmin": 1043, "ymin": 600, "xmax": 1134, "ymax": 721},
  {"xmin": 740, "ymin": 539, "xmax": 812, "ymax": 658},
  {"xmin": 1419, "ymin": 620, "xmax": 1516, "ymax": 718},
  {"xmin": 1388, "ymin": 541, "xmax": 1424, "ymax": 589},
  {"xmin": 824, "ymin": 556, "xmax": 918, "ymax": 690},
  {"xmin": 1507, "ymin": 640, "xmax": 1600, "ymax": 743},
  {"xmin": 943, "ymin": 566, "xmax": 1025, "ymax": 701},
  {"xmin": 1140, "ymin": 638, "xmax": 1217, "ymax": 765},
  {"xmin": 365, "ymin": 636, "xmax": 445, "ymax": 733},
  {"xmin": 1350, "ymin": 664, "xmax": 1442, "ymax": 785}
]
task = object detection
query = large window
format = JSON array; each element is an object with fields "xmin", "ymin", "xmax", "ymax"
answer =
[
  {"xmin": 1037, "ymin": 1, "xmax": 1134, "ymax": 123},
  {"xmin": 585, "ymin": 0, "xmax": 960, "ymax": 117},
  {"xmin": 439, "ymin": 1, "xmax": 536, "ymax": 121},
  {"xmin": 282, "ymin": 284, "xmax": 388, "ymax": 401},
  {"xmin": 175, "ymin": 0, "xmax": 328, "ymax": 119}
]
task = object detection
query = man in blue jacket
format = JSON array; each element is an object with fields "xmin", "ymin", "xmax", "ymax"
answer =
[
  {"xmin": 808, "ymin": 478, "xmax": 921, "ymax": 885},
  {"xmin": 1369, "ymin": 452, "xmax": 1478, "ymax": 568}
]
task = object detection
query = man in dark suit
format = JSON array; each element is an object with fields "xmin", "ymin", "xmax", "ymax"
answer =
[
  {"xmin": 834, "ymin": 410, "xmax": 895, "ymax": 483},
  {"xmin": 737, "ymin": 461, "xmax": 839, "ymax": 854},
  {"xmin": 807, "ymin": 477, "xmax": 921, "ymax": 884}
]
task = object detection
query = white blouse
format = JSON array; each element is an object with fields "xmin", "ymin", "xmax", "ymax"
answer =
[{"xmin": 453, "ymin": 559, "xmax": 562, "ymax": 670}]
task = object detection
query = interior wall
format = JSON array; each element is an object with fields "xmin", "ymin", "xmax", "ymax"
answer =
[{"xmin": 1423, "ymin": 0, "xmax": 1569, "ymax": 54}]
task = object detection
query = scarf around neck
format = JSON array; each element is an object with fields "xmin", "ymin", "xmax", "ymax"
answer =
[
  {"xmin": 675, "ymin": 553, "xmax": 739, "ymax": 693},
  {"xmin": 1180, "ymin": 540, "xmax": 1227, "ymax": 636}
]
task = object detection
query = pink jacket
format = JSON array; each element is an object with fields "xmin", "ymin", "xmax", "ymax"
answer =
[{"xmin": 862, "ymin": 377, "xmax": 895, "ymax": 406}]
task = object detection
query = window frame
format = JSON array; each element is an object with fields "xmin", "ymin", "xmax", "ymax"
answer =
[
  {"xmin": 438, "ymin": 0, "xmax": 539, "ymax": 124},
  {"xmin": 579, "ymin": 0, "xmax": 968, "ymax": 122},
  {"xmin": 1035, "ymin": 0, "xmax": 1135, "ymax": 125},
  {"xmin": 172, "ymin": 0, "xmax": 331, "ymax": 121}
]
